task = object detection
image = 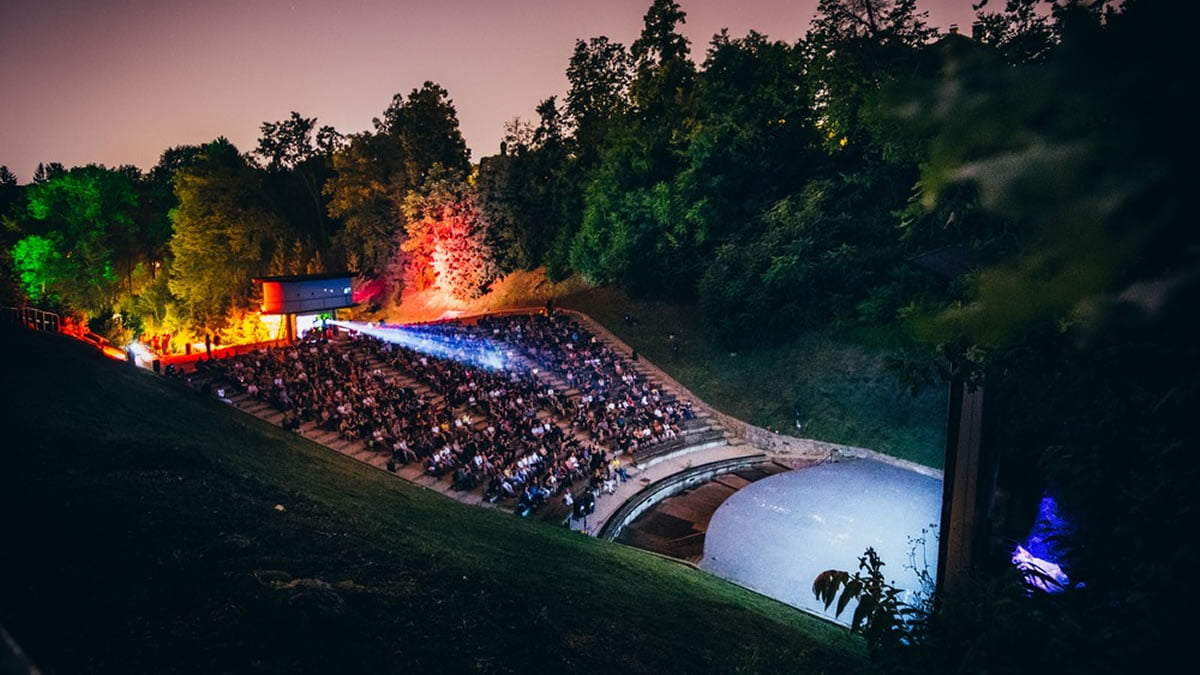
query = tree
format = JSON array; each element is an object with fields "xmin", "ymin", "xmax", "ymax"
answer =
[
  {"xmin": 478, "ymin": 98, "xmax": 571, "ymax": 272},
  {"xmin": 143, "ymin": 145, "xmax": 208, "ymax": 265},
  {"xmin": 168, "ymin": 139, "xmax": 284, "ymax": 331},
  {"xmin": 400, "ymin": 167, "xmax": 497, "ymax": 301},
  {"xmin": 315, "ymin": 125, "xmax": 346, "ymax": 157},
  {"xmin": 571, "ymin": 0, "xmax": 697, "ymax": 295},
  {"xmin": 256, "ymin": 111, "xmax": 337, "ymax": 245},
  {"xmin": 328, "ymin": 82, "xmax": 470, "ymax": 280},
  {"xmin": 10, "ymin": 234, "xmax": 65, "ymax": 302},
  {"xmin": 256, "ymin": 112, "xmax": 319, "ymax": 171},
  {"xmin": 326, "ymin": 132, "xmax": 401, "ymax": 274},
  {"xmin": 628, "ymin": 0, "xmax": 695, "ymax": 135},
  {"xmin": 698, "ymin": 172, "xmax": 905, "ymax": 346},
  {"xmin": 31, "ymin": 162, "xmax": 65, "ymax": 184},
  {"xmin": 531, "ymin": 36, "xmax": 635, "ymax": 278},
  {"xmin": 0, "ymin": 165, "xmax": 19, "ymax": 227},
  {"xmin": 805, "ymin": 0, "xmax": 936, "ymax": 153},
  {"xmin": 377, "ymin": 82, "xmax": 471, "ymax": 190},
  {"xmin": 565, "ymin": 36, "xmax": 633, "ymax": 161},
  {"xmin": 814, "ymin": 2, "xmax": 1200, "ymax": 671},
  {"xmin": 674, "ymin": 31, "xmax": 820, "ymax": 251},
  {"xmin": 971, "ymin": 0, "xmax": 1057, "ymax": 63},
  {"xmin": 22, "ymin": 165, "xmax": 140, "ymax": 312}
]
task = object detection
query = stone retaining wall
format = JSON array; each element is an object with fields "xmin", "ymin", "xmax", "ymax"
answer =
[{"xmin": 596, "ymin": 454, "xmax": 768, "ymax": 541}]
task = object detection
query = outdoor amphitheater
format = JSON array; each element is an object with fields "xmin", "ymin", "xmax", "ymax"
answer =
[{"xmin": 169, "ymin": 305, "xmax": 943, "ymax": 624}]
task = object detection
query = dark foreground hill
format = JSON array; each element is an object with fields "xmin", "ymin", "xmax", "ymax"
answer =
[{"xmin": 0, "ymin": 329, "xmax": 858, "ymax": 674}]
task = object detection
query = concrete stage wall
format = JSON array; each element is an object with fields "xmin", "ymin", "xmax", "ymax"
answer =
[{"xmin": 702, "ymin": 458, "xmax": 942, "ymax": 624}]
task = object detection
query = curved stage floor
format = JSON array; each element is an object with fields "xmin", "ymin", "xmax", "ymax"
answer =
[{"xmin": 702, "ymin": 458, "xmax": 942, "ymax": 623}]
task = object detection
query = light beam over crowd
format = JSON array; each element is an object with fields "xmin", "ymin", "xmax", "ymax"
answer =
[{"xmin": 329, "ymin": 320, "xmax": 508, "ymax": 371}]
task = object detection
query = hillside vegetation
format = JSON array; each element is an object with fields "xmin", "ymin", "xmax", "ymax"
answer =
[{"xmin": 0, "ymin": 329, "xmax": 858, "ymax": 674}]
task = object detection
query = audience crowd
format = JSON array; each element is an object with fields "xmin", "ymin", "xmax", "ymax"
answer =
[{"xmin": 202, "ymin": 310, "xmax": 700, "ymax": 517}]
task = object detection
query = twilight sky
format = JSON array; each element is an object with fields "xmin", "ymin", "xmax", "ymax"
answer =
[{"xmin": 0, "ymin": 0, "xmax": 975, "ymax": 183}]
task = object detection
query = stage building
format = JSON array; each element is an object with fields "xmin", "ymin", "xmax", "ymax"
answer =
[{"xmin": 253, "ymin": 272, "xmax": 356, "ymax": 341}]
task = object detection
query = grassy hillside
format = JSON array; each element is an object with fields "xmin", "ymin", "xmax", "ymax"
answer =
[{"xmin": 0, "ymin": 329, "xmax": 859, "ymax": 674}]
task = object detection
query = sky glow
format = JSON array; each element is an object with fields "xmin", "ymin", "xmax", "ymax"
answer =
[{"xmin": 1, "ymin": 0, "xmax": 976, "ymax": 182}]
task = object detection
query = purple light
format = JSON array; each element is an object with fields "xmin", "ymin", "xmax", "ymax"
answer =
[{"xmin": 1012, "ymin": 492, "xmax": 1078, "ymax": 594}]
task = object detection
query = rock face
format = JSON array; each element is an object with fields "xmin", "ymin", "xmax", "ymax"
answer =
[
  {"xmin": 252, "ymin": 570, "xmax": 346, "ymax": 617},
  {"xmin": 253, "ymin": 569, "xmax": 293, "ymax": 584},
  {"xmin": 281, "ymin": 578, "xmax": 345, "ymax": 617}
]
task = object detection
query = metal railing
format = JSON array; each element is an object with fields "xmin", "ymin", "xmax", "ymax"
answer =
[{"xmin": 1, "ymin": 305, "xmax": 61, "ymax": 333}]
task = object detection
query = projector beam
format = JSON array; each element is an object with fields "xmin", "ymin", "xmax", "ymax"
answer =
[{"xmin": 329, "ymin": 320, "xmax": 507, "ymax": 371}]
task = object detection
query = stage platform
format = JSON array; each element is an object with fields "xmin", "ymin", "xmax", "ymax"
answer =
[{"xmin": 702, "ymin": 458, "xmax": 942, "ymax": 624}]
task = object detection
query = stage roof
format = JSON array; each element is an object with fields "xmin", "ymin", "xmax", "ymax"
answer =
[
  {"xmin": 251, "ymin": 272, "xmax": 353, "ymax": 283},
  {"xmin": 254, "ymin": 273, "xmax": 355, "ymax": 315}
]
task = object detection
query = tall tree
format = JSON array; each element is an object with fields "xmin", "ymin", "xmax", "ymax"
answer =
[
  {"xmin": 565, "ymin": 36, "xmax": 633, "ymax": 162},
  {"xmin": 400, "ymin": 167, "xmax": 497, "ymax": 301},
  {"xmin": 31, "ymin": 162, "xmax": 65, "ymax": 184},
  {"xmin": 10, "ymin": 233, "xmax": 66, "ymax": 303},
  {"xmin": 326, "ymin": 132, "xmax": 401, "ymax": 274},
  {"xmin": 256, "ymin": 111, "xmax": 336, "ymax": 245},
  {"xmin": 478, "ymin": 98, "xmax": 571, "ymax": 272},
  {"xmin": 971, "ymin": 0, "xmax": 1057, "ymax": 63},
  {"xmin": 328, "ymin": 82, "xmax": 470, "ymax": 280},
  {"xmin": 377, "ymin": 82, "xmax": 471, "ymax": 190},
  {"xmin": 678, "ymin": 31, "xmax": 820, "ymax": 249},
  {"xmin": 142, "ymin": 145, "xmax": 207, "ymax": 267},
  {"xmin": 805, "ymin": 0, "xmax": 936, "ymax": 154},
  {"xmin": 168, "ymin": 139, "xmax": 284, "ymax": 331},
  {"xmin": 571, "ymin": 0, "xmax": 697, "ymax": 295},
  {"xmin": 628, "ymin": 0, "xmax": 696, "ymax": 142},
  {"xmin": 0, "ymin": 165, "xmax": 19, "ymax": 226},
  {"xmin": 20, "ymin": 165, "xmax": 141, "ymax": 312}
]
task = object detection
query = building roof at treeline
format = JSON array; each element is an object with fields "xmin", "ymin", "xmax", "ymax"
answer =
[{"xmin": 251, "ymin": 272, "xmax": 354, "ymax": 283}]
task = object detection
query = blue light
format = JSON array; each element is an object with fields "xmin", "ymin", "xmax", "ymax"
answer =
[
  {"xmin": 1012, "ymin": 491, "xmax": 1078, "ymax": 594},
  {"xmin": 1024, "ymin": 492, "xmax": 1073, "ymax": 564},
  {"xmin": 329, "ymin": 320, "xmax": 508, "ymax": 371}
]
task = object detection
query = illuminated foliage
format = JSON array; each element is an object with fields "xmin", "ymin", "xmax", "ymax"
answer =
[
  {"xmin": 327, "ymin": 81, "xmax": 470, "ymax": 276},
  {"xmin": 20, "ymin": 165, "xmax": 137, "ymax": 312},
  {"xmin": 11, "ymin": 233, "xmax": 65, "ymax": 302},
  {"xmin": 400, "ymin": 168, "xmax": 497, "ymax": 302}
]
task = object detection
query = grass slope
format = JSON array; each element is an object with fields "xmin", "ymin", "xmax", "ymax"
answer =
[{"xmin": 0, "ymin": 329, "xmax": 859, "ymax": 674}]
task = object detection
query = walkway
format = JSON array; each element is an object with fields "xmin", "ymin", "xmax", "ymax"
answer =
[{"xmin": 615, "ymin": 459, "xmax": 802, "ymax": 561}]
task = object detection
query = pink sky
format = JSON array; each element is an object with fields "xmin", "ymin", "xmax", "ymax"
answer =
[{"xmin": 0, "ymin": 0, "xmax": 976, "ymax": 182}]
